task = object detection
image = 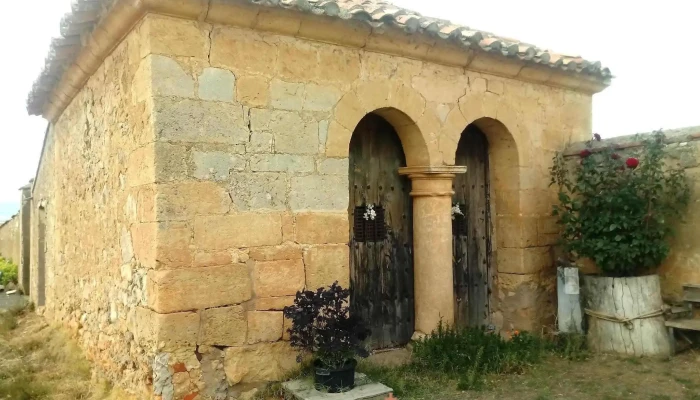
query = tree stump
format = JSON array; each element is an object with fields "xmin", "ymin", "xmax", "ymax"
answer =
[{"xmin": 582, "ymin": 274, "xmax": 670, "ymax": 357}]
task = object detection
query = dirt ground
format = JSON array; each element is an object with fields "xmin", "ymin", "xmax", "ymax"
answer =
[
  {"xmin": 363, "ymin": 348, "xmax": 700, "ymax": 400},
  {"xmin": 0, "ymin": 309, "xmax": 135, "ymax": 400},
  {"xmin": 460, "ymin": 353, "xmax": 700, "ymax": 400}
]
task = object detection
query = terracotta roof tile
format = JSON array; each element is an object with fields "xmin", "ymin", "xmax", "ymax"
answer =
[{"xmin": 27, "ymin": 0, "xmax": 611, "ymax": 116}]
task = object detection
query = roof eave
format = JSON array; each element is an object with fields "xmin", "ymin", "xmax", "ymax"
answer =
[{"xmin": 28, "ymin": 0, "xmax": 611, "ymax": 120}]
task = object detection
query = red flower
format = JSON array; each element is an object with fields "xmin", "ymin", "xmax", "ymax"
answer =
[
  {"xmin": 611, "ymin": 153, "xmax": 621, "ymax": 160},
  {"xmin": 579, "ymin": 149, "xmax": 592, "ymax": 158},
  {"xmin": 626, "ymin": 157, "xmax": 639, "ymax": 169}
]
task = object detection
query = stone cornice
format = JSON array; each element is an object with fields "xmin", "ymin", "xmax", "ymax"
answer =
[{"xmin": 35, "ymin": 0, "xmax": 610, "ymax": 121}]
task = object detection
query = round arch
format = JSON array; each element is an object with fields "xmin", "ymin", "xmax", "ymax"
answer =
[{"xmin": 325, "ymin": 82, "xmax": 434, "ymax": 167}]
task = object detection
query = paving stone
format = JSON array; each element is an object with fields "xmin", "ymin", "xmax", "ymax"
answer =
[{"xmin": 282, "ymin": 373, "xmax": 392, "ymax": 400}]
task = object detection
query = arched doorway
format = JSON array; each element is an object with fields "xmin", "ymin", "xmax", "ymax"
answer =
[
  {"xmin": 349, "ymin": 113, "xmax": 414, "ymax": 349},
  {"xmin": 452, "ymin": 124, "xmax": 492, "ymax": 328}
]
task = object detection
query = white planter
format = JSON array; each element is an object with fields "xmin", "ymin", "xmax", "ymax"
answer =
[{"xmin": 582, "ymin": 274, "xmax": 670, "ymax": 357}]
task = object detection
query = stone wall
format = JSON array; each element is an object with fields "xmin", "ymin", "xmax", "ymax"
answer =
[
  {"xmin": 29, "ymin": 7, "xmax": 598, "ymax": 398},
  {"xmin": 135, "ymin": 12, "xmax": 593, "ymax": 397},
  {"xmin": 30, "ymin": 19, "xmax": 156, "ymax": 398},
  {"xmin": 0, "ymin": 213, "xmax": 20, "ymax": 264},
  {"xmin": 564, "ymin": 126, "xmax": 700, "ymax": 301}
]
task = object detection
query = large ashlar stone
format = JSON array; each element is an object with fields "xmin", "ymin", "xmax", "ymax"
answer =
[
  {"xmin": 194, "ymin": 250, "xmax": 232, "ymax": 268},
  {"xmin": 303, "ymin": 84, "xmax": 342, "ymax": 112},
  {"xmin": 249, "ymin": 244, "xmax": 303, "ymax": 261},
  {"xmin": 325, "ymin": 121, "xmax": 352, "ymax": 158},
  {"xmin": 250, "ymin": 154, "xmax": 314, "ymax": 173},
  {"xmin": 253, "ymin": 259, "xmax": 305, "ymax": 298},
  {"xmin": 142, "ymin": 15, "xmax": 210, "ymax": 59},
  {"xmin": 199, "ymin": 305, "xmax": 247, "ymax": 346},
  {"xmin": 497, "ymin": 247, "xmax": 552, "ymax": 274},
  {"xmin": 127, "ymin": 145, "xmax": 156, "ymax": 187},
  {"xmin": 198, "ymin": 68, "xmax": 235, "ymax": 102},
  {"xmin": 148, "ymin": 264, "xmax": 252, "ymax": 313},
  {"xmin": 497, "ymin": 273, "xmax": 552, "ymax": 332},
  {"xmin": 224, "ymin": 342, "xmax": 297, "ymax": 385},
  {"xmin": 150, "ymin": 55, "xmax": 195, "ymax": 98},
  {"xmin": 496, "ymin": 216, "xmax": 538, "ymax": 248},
  {"xmin": 210, "ymin": 27, "xmax": 278, "ymax": 76},
  {"xmin": 153, "ymin": 97, "xmax": 249, "ymax": 144},
  {"xmin": 134, "ymin": 307, "xmax": 200, "ymax": 349},
  {"xmin": 154, "ymin": 142, "xmax": 188, "ymax": 182},
  {"xmin": 194, "ymin": 213, "xmax": 283, "ymax": 249},
  {"xmin": 295, "ymin": 213, "xmax": 349, "ymax": 244},
  {"xmin": 249, "ymin": 109, "xmax": 319, "ymax": 155},
  {"xmin": 317, "ymin": 46, "xmax": 361, "ymax": 86},
  {"xmin": 249, "ymin": 130, "xmax": 274, "ymax": 153},
  {"xmin": 274, "ymin": 120, "xmax": 320, "ymax": 155},
  {"xmin": 270, "ymin": 80, "xmax": 304, "ymax": 111},
  {"xmin": 333, "ymin": 92, "xmax": 366, "ymax": 131},
  {"xmin": 303, "ymin": 245, "xmax": 350, "ymax": 290},
  {"xmin": 155, "ymin": 221, "xmax": 192, "ymax": 269},
  {"xmin": 131, "ymin": 222, "xmax": 157, "ymax": 269},
  {"xmin": 412, "ymin": 66, "xmax": 468, "ymax": 103},
  {"xmin": 254, "ymin": 296, "xmax": 295, "ymax": 311},
  {"xmin": 247, "ymin": 311, "xmax": 284, "ymax": 344},
  {"xmin": 317, "ymin": 158, "xmax": 349, "ymax": 175},
  {"xmin": 318, "ymin": 120, "xmax": 329, "ymax": 152},
  {"xmin": 276, "ymin": 40, "xmax": 318, "ymax": 81},
  {"xmin": 229, "ymin": 172, "xmax": 288, "ymax": 211},
  {"xmin": 156, "ymin": 181, "xmax": 231, "ymax": 221},
  {"xmin": 237, "ymin": 75, "xmax": 270, "ymax": 107},
  {"xmin": 290, "ymin": 175, "xmax": 348, "ymax": 211},
  {"xmin": 193, "ymin": 150, "xmax": 245, "ymax": 181}
]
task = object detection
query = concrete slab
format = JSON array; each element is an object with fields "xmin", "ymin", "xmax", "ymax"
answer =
[{"xmin": 282, "ymin": 373, "xmax": 392, "ymax": 400}]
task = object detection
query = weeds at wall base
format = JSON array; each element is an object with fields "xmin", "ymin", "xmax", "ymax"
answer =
[{"xmin": 360, "ymin": 324, "xmax": 588, "ymax": 396}]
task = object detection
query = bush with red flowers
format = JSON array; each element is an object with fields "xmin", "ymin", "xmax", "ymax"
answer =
[{"xmin": 550, "ymin": 131, "xmax": 690, "ymax": 277}]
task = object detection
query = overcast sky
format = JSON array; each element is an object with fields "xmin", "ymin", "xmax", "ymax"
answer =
[{"xmin": 0, "ymin": 0, "xmax": 698, "ymax": 221}]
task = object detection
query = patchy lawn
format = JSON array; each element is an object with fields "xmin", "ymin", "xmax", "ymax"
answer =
[
  {"xmin": 360, "ymin": 350, "xmax": 700, "ymax": 400},
  {"xmin": 0, "ymin": 307, "xmax": 135, "ymax": 400}
]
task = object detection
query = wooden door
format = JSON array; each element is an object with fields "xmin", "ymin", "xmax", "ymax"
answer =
[
  {"xmin": 349, "ymin": 114, "xmax": 414, "ymax": 349},
  {"xmin": 452, "ymin": 125, "xmax": 492, "ymax": 328}
]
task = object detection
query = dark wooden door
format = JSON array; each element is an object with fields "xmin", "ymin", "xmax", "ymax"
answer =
[
  {"xmin": 349, "ymin": 114, "xmax": 414, "ymax": 349},
  {"xmin": 452, "ymin": 125, "xmax": 492, "ymax": 328}
]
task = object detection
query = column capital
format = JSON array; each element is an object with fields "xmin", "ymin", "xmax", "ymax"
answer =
[{"xmin": 399, "ymin": 166, "xmax": 467, "ymax": 197}]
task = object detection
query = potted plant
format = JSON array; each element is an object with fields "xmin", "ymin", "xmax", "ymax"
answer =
[
  {"xmin": 551, "ymin": 131, "xmax": 690, "ymax": 356},
  {"xmin": 283, "ymin": 282, "xmax": 370, "ymax": 393}
]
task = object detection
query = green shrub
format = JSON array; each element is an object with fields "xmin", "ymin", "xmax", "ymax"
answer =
[
  {"xmin": 0, "ymin": 257, "xmax": 18, "ymax": 286},
  {"xmin": 410, "ymin": 323, "xmax": 549, "ymax": 389},
  {"xmin": 551, "ymin": 131, "xmax": 690, "ymax": 277},
  {"xmin": 360, "ymin": 324, "xmax": 589, "ymax": 394}
]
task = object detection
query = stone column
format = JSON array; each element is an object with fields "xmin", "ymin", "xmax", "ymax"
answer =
[{"xmin": 399, "ymin": 166, "xmax": 467, "ymax": 336}]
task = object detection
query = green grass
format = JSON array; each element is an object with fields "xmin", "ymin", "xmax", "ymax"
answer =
[{"xmin": 357, "ymin": 324, "xmax": 589, "ymax": 397}]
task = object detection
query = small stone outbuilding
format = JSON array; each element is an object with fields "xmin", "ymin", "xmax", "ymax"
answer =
[{"xmin": 25, "ymin": 0, "xmax": 609, "ymax": 398}]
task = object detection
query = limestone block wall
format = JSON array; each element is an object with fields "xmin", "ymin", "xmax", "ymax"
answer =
[
  {"xmin": 29, "ymin": 20, "xmax": 157, "ymax": 397},
  {"xmin": 136, "ymin": 12, "xmax": 594, "ymax": 396},
  {"xmin": 0, "ymin": 214, "xmax": 20, "ymax": 264},
  {"xmin": 564, "ymin": 127, "xmax": 700, "ymax": 301}
]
